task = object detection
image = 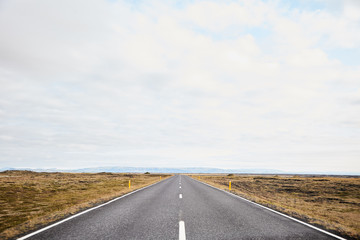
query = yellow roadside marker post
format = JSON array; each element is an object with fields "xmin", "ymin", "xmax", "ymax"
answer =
[
  {"xmin": 198, "ymin": 176, "xmax": 200, "ymax": 180},
  {"xmin": 160, "ymin": 176, "xmax": 162, "ymax": 180},
  {"xmin": 129, "ymin": 180, "xmax": 131, "ymax": 189},
  {"xmin": 229, "ymin": 181, "xmax": 231, "ymax": 191}
]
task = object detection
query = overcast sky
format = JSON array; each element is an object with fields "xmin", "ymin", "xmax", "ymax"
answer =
[{"xmin": 0, "ymin": 0, "xmax": 359, "ymax": 173}]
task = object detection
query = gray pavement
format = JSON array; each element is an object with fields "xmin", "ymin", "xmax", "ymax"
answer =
[{"xmin": 21, "ymin": 175, "xmax": 339, "ymax": 240}]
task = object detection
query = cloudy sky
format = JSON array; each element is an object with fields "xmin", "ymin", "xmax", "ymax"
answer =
[{"xmin": 0, "ymin": 0, "xmax": 359, "ymax": 173}]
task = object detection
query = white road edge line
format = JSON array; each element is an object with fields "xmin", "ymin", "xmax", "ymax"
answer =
[
  {"xmin": 192, "ymin": 177, "xmax": 347, "ymax": 240},
  {"xmin": 17, "ymin": 176, "xmax": 174, "ymax": 240},
  {"xmin": 179, "ymin": 186, "xmax": 181, "ymax": 188},
  {"xmin": 179, "ymin": 194, "xmax": 182, "ymax": 199},
  {"xmin": 179, "ymin": 221, "xmax": 186, "ymax": 240}
]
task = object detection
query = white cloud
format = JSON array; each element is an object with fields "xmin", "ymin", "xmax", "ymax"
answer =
[
  {"xmin": 292, "ymin": 1, "xmax": 360, "ymax": 49},
  {"xmin": 0, "ymin": 0, "xmax": 359, "ymax": 173},
  {"xmin": 183, "ymin": 1, "xmax": 265, "ymax": 32}
]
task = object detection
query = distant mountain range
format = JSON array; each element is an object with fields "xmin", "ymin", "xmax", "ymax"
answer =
[
  {"xmin": 71, "ymin": 167, "xmax": 286, "ymax": 174},
  {"xmin": 0, "ymin": 166, "xmax": 359, "ymax": 175},
  {"xmin": 0, "ymin": 166, "xmax": 284, "ymax": 174}
]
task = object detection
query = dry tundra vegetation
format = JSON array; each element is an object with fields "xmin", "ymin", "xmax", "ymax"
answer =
[
  {"xmin": 191, "ymin": 174, "xmax": 360, "ymax": 239},
  {"xmin": 0, "ymin": 170, "xmax": 170, "ymax": 239}
]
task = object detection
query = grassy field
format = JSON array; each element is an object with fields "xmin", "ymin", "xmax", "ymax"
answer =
[
  {"xmin": 0, "ymin": 170, "xmax": 171, "ymax": 239},
  {"xmin": 191, "ymin": 174, "xmax": 360, "ymax": 239}
]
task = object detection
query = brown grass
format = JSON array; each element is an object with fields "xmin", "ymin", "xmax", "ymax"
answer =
[
  {"xmin": 0, "ymin": 170, "xmax": 171, "ymax": 239},
  {"xmin": 191, "ymin": 174, "xmax": 360, "ymax": 239}
]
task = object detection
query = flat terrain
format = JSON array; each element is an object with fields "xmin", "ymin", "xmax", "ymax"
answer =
[
  {"xmin": 15, "ymin": 175, "xmax": 337, "ymax": 239},
  {"xmin": 0, "ymin": 171, "xmax": 169, "ymax": 239},
  {"xmin": 191, "ymin": 174, "xmax": 360, "ymax": 239}
]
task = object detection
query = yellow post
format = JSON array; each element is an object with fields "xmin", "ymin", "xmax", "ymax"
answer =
[
  {"xmin": 229, "ymin": 181, "xmax": 231, "ymax": 191},
  {"xmin": 198, "ymin": 176, "xmax": 200, "ymax": 180},
  {"xmin": 160, "ymin": 176, "xmax": 162, "ymax": 180},
  {"xmin": 129, "ymin": 180, "xmax": 131, "ymax": 189}
]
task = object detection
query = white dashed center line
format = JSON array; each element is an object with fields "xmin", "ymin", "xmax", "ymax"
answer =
[
  {"xmin": 179, "ymin": 221, "xmax": 186, "ymax": 240},
  {"xmin": 179, "ymin": 194, "xmax": 182, "ymax": 199}
]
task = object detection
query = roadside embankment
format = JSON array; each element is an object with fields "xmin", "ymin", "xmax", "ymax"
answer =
[
  {"xmin": 191, "ymin": 174, "xmax": 360, "ymax": 239},
  {"xmin": 0, "ymin": 170, "xmax": 171, "ymax": 239}
]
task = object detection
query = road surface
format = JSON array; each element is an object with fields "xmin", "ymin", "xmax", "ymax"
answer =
[{"xmin": 19, "ymin": 175, "xmax": 341, "ymax": 240}]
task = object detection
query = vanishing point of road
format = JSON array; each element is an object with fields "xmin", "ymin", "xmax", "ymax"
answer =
[{"xmin": 19, "ymin": 175, "xmax": 343, "ymax": 240}]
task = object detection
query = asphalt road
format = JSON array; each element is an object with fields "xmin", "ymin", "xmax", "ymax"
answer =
[{"xmin": 20, "ymin": 175, "xmax": 341, "ymax": 240}]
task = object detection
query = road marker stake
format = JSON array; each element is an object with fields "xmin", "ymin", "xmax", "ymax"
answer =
[
  {"xmin": 229, "ymin": 181, "xmax": 231, "ymax": 191},
  {"xmin": 194, "ymin": 177, "xmax": 346, "ymax": 240},
  {"xmin": 129, "ymin": 180, "xmax": 131, "ymax": 189},
  {"xmin": 160, "ymin": 176, "xmax": 162, "ymax": 180}
]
